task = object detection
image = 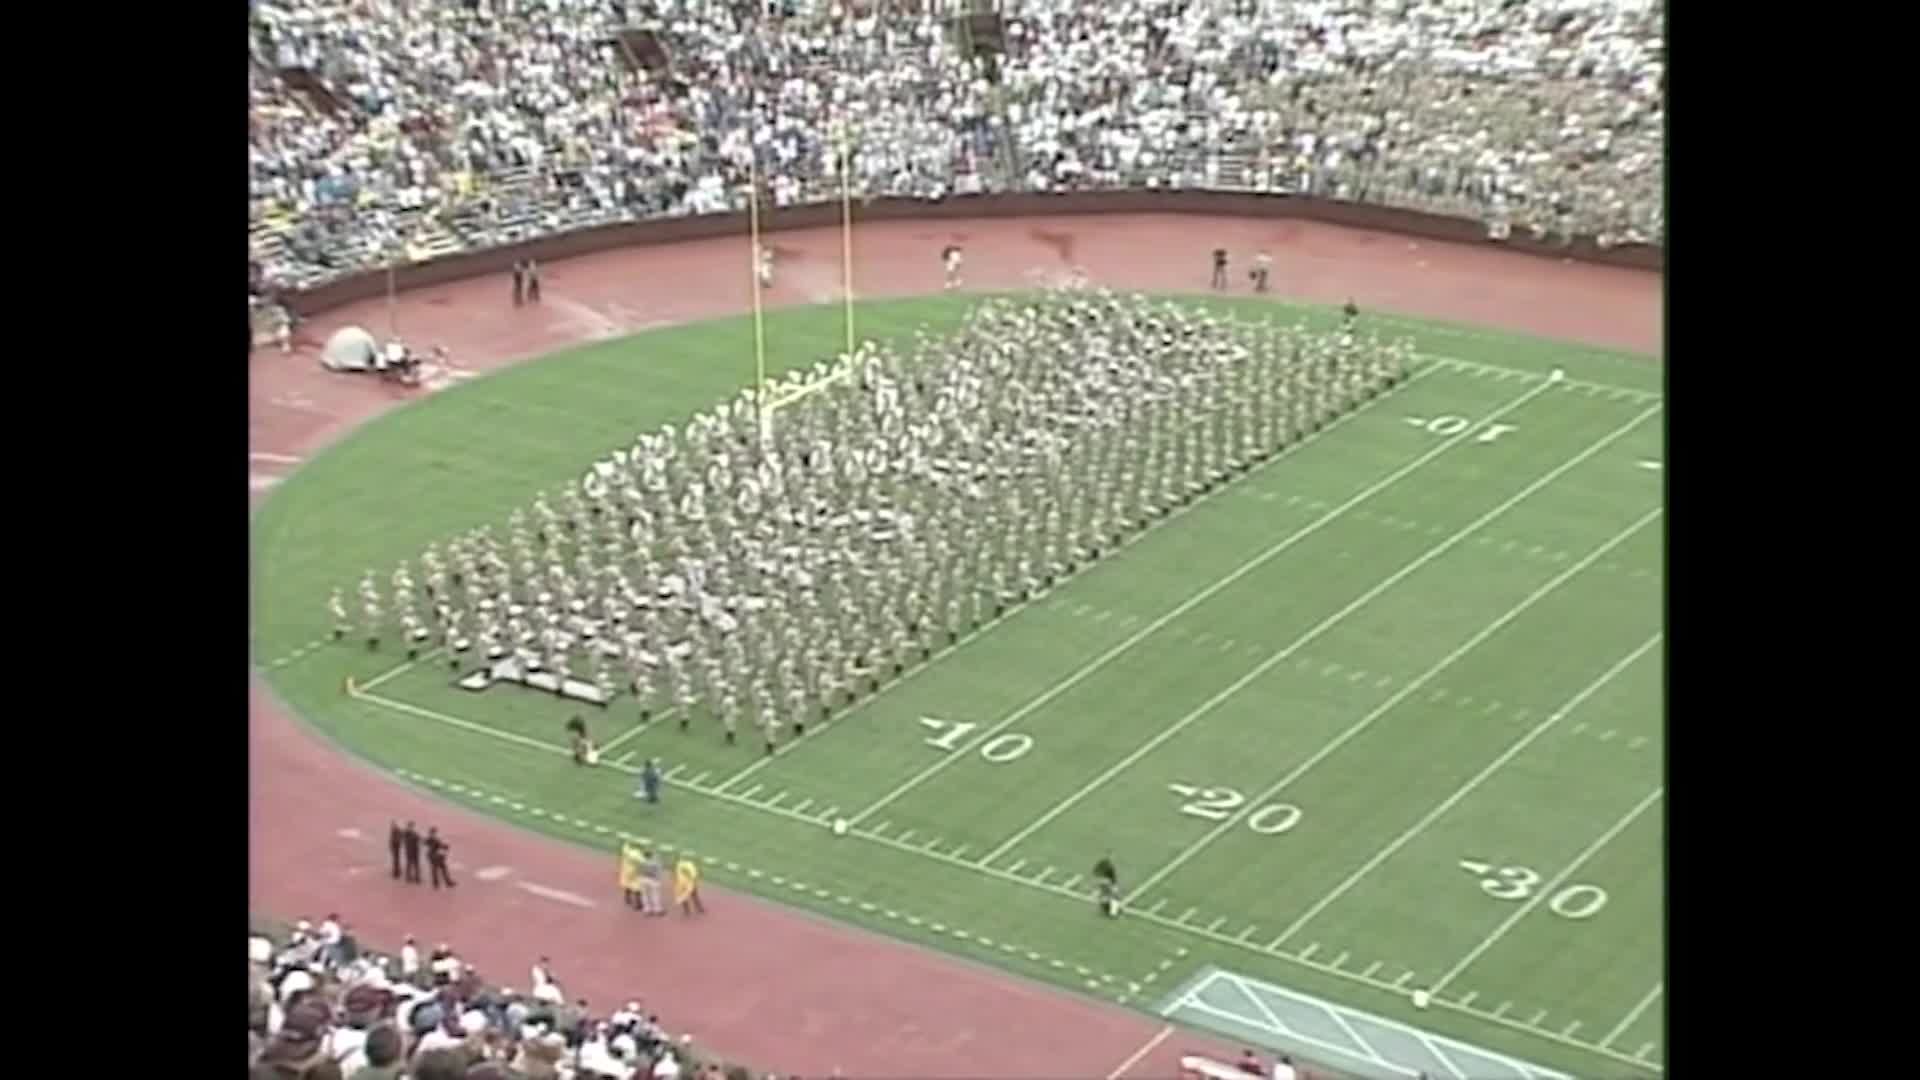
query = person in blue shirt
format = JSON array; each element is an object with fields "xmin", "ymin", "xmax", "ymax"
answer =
[{"xmin": 638, "ymin": 759, "xmax": 662, "ymax": 804}]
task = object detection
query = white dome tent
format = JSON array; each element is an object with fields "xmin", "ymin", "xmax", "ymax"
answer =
[{"xmin": 320, "ymin": 326, "xmax": 379, "ymax": 372}]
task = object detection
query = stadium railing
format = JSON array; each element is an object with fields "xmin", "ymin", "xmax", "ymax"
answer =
[{"xmin": 270, "ymin": 186, "xmax": 1661, "ymax": 321}]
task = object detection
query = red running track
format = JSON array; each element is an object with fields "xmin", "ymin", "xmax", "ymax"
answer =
[{"xmin": 249, "ymin": 213, "xmax": 1661, "ymax": 1077}]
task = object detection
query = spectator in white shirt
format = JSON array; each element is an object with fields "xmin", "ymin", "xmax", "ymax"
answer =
[{"xmin": 249, "ymin": 0, "xmax": 1663, "ymax": 289}]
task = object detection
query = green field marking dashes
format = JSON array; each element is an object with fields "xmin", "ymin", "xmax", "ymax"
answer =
[
  {"xmin": 389, "ymin": 766, "xmax": 1153, "ymax": 1002},
  {"xmin": 357, "ymin": 685, "xmax": 1659, "ymax": 1073},
  {"xmin": 257, "ymin": 296, "xmax": 1662, "ymax": 1078}
]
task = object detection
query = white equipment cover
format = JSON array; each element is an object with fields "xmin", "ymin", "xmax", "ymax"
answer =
[{"xmin": 320, "ymin": 326, "xmax": 379, "ymax": 372}]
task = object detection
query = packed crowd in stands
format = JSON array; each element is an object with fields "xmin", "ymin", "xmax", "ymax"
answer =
[
  {"xmin": 249, "ymin": 918, "xmax": 750, "ymax": 1079},
  {"xmin": 250, "ymin": 916, "xmax": 1317, "ymax": 1079},
  {"xmin": 246, "ymin": 0, "xmax": 1664, "ymax": 298}
]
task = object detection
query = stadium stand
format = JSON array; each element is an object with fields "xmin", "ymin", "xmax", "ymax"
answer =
[
  {"xmin": 247, "ymin": 0, "xmax": 1664, "ymax": 294},
  {"xmin": 250, "ymin": 918, "xmax": 748, "ymax": 1080},
  {"xmin": 247, "ymin": 4, "xmax": 1662, "ymax": 1074}
]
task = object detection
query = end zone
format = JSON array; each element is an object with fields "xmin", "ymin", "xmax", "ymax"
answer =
[{"xmin": 1155, "ymin": 966, "xmax": 1570, "ymax": 1080}]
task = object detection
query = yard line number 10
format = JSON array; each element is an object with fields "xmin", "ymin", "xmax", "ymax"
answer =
[{"xmin": 919, "ymin": 717, "xmax": 1034, "ymax": 763}]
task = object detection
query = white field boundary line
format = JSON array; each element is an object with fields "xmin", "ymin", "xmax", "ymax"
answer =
[
  {"xmin": 1373, "ymin": 310, "xmax": 1659, "ymax": 372},
  {"xmin": 1430, "ymin": 786, "xmax": 1665, "ymax": 995},
  {"xmin": 345, "ymin": 684, "xmax": 1656, "ymax": 1074},
  {"xmin": 361, "ymin": 648, "xmax": 442, "ymax": 692},
  {"xmin": 1102, "ymin": 1024, "xmax": 1174, "ymax": 1080},
  {"xmin": 387, "ymin": 764, "xmax": 1143, "ymax": 1001},
  {"xmin": 1207, "ymin": 305, "xmax": 1657, "ymax": 397},
  {"xmin": 262, "ymin": 637, "xmax": 330, "ymax": 670},
  {"xmin": 843, "ymin": 375, "xmax": 1561, "ymax": 827},
  {"xmin": 988, "ymin": 402, "xmax": 1663, "ymax": 867},
  {"xmin": 770, "ymin": 296, "xmax": 1654, "ymax": 399},
  {"xmin": 1263, "ymin": 629, "xmax": 1664, "ymax": 947},
  {"xmin": 1176, "ymin": 996, "xmax": 1425, "ymax": 1079},
  {"xmin": 351, "ymin": 649, "xmax": 685, "ymax": 742},
  {"xmin": 1418, "ymin": 353, "xmax": 1660, "ymax": 402},
  {"xmin": 713, "ymin": 358, "xmax": 1455, "ymax": 794},
  {"xmin": 1600, "ymin": 982, "xmax": 1664, "ymax": 1049}
]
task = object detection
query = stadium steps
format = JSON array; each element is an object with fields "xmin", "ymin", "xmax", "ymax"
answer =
[
  {"xmin": 278, "ymin": 66, "xmax": 353, "ymax": 120},
  {"xmin": 1210, "ymin": 152, "xmax": 1260, "ymax": 190},
  {"xmin": 405, "ymin": 215, "xmax": 467, "ymax": 261},
  {"xmin": 249, "ymin": 214, "xmax": 294, "ymax": 264}
]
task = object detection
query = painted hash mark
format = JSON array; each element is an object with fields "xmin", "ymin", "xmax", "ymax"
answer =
[{"xmin": 385, "ymin": 768, "xmax": 1139, "ymax": 1003}]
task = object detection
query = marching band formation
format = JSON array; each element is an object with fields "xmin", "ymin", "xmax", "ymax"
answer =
[{"xmin": 329, "ymin": 288, "xmax": 1417, "ymax": 754}]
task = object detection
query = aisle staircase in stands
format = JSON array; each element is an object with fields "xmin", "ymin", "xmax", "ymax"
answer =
[
  {"xmin": 1207, "ymin": 151, "xmax": 1264, "ymax": 191},
  {"xmin": 448, "ymin": 165, "xmax": 549, "ymax": 246},
  {"xmin": 250, "ymin": 214, "xmax": 295, "ymax": 267},
  {"xmin": 279, "ymin": 66, "xmax": 353, "ymax": 119}
]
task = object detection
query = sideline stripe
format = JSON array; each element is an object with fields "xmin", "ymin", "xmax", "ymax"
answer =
[{"xmin": 348, "ymin": 684, "xmax": 1658, "ymax": 1074}]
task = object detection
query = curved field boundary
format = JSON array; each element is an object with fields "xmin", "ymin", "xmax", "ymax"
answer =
[{"xmin": 247, "ymin": 210, "xmax": 1661, "ymax": 1077}]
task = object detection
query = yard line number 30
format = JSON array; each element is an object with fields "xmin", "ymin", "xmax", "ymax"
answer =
[{"xmin": 1459, "ymin": 859, "xmax": 1609, "ymax": 920}]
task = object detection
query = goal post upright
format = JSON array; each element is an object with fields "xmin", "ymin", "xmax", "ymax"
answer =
[
  {"xmin": 838, "ymin": 110, "xmax": 856, "ymax": 359},
  {"xmin": 747, "ymin": 107, "xmax": 770, "ymax": 449}
]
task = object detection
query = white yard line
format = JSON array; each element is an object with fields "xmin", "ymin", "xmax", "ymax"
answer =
[
  {"xmin": 349, "ymin": 683, "xmax": 1655, "ymax": 1074},
  {"xmin": 1265, "ymin": 630, "xmax": 1663, "ymax": 946},
  {"xmin": 1430, "ymin": 786, "xmax": 1664, "ymax": 994},
  {"xmin": 1102, "ymin": 1024, "xmax": 1174, "ymax": 1080},
  {"xmin": 987, "ymin": 402, "xmax": 1663, "ymax": 866},
  {"xmin": 1416, "ymin": 352, "xmax": 1661, "ymax": 402},
  {"xmin": 714, "ymin": 360, "xmax": 1451, "ymax": 796},
  {"xmin": 354, "ymin": 687, "xmax": 570, "ymax": 759},
  {"xmin": 1600, "ymin": 982, "xmax": 1664, "ymax": 1048},
  {"xmin": 359, "ymin": 648, "xmax": 442, "ymax": 693},
  {"xmin": 845, "ymin": 376, "xmax": 1560, "ymax": 828},
  {"xmin": 598, "ymin": 706, "xmax": 680, "ymax": 757}
]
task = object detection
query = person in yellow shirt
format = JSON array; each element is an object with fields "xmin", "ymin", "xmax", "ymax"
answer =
[
  {"xmin": 618, "ymin": 844, "xmax": 644, "ymax": 910},
  {"xmin": 674, "ymin": 855, "xmax": 705, "ymax": 916}
]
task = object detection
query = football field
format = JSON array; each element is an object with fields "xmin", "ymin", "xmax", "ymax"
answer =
[{"xmin": 253, "ymin": 294, "xmax": 1664, "ymax": 1077}]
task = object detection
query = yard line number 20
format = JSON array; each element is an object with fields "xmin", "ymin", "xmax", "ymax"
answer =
[
  {"xmin": 1168, "ymin": 783, "xmax": 1304, "ymax": 836},
  {"xmin": 918, "ymin": 717, "xmax": 1033, "ymax": 763}
]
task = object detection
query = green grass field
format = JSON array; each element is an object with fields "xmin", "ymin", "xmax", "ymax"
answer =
[{"xmin": 252, "ymin": 294, "xmax": 1664, "ymax": 1078}]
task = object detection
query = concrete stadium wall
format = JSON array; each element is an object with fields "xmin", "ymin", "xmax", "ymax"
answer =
[{"xmin": 283, "ymin": 190, "xmax": 1663, "ymax": 318}]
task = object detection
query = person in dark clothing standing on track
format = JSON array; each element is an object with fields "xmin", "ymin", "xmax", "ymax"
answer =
[
  {"xmin": 389, "ymin": 821, "xmax": 405, "ymax": 880},
  {"xmin": 426, "ymin": 827, "xmax": 456, "ymax": 889},
  {"xmin": 402, "ymin": 821, "xmax": 423, "ymax": 884},
  {"xmin": 1211, "ymin": 248, "xmax": 1229, "ymax": 290},
  {"xmin": 512, "ymin": 261, "xmax": 526, "ymax": 307},
  {"xmin": 1092, "ymin": 853, "xmax": 1120, "ymax": 917},
  {"xmin": 1343, "ymin": 298, "xmax": 1360, "ymax": 328},
  {"xmin": 526, "ymin": 259, "xmax": 542, "ymax": 303}
]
